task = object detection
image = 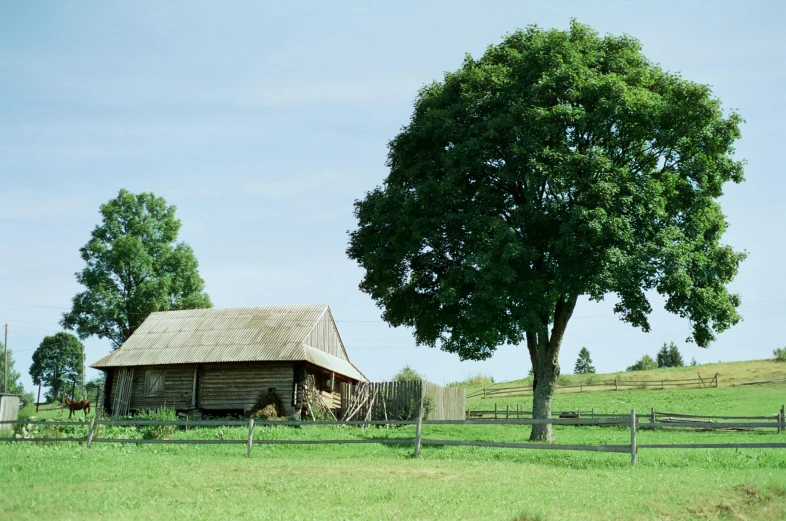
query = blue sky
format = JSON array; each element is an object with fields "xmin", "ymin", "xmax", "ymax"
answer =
[{"xmin": 1, "ymin": 1, "xmax": 784, "ymax": 392}]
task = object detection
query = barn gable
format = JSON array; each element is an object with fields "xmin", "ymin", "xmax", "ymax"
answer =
[{"xmin": 303, "ymin": 306, "xmax": 349, "ymax": 361}]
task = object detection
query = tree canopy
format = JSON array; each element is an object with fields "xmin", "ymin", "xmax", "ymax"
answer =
[
  {"xmin": 61, "ymin": 190, "xmax": 212, "ymax": 348},
  {"xmin": 573, "ymin": 347, "xmax": 596, "ymax": 374},
  {"xmin": 29, "ymin": 332, "xmax": 84, "ymax": 399},
  {"xmin": 348, "ymin": 21, "xmax": 744, "ymax": 441}
]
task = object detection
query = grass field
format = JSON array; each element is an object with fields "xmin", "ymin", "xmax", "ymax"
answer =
[{"xmin": 2, "ymin": 360, "xmax": 785, "ymax": 520}]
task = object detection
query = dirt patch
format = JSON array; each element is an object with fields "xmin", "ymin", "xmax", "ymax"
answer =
[
  {"xmin": 688, "ymin": 483, "xmax": 786, "ymax": 520},
  {"xmin": 510, "ymin": 514, "xmax": 544, "ymax": 521}
]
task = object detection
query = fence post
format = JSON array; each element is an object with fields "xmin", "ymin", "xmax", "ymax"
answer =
[
  {"xmin": 96, "ymin": 385, "xmax": 102, "ymax": 418},
  {"xmin": 591, "ymin": 408, "xmax": 595, "ymax": 419},
  {"xmin": 630, "ymin": 409, "xmax": 637, "ymax": 466},
  {"xmin": 661, "ymin": 379, "xmax": 664, "ymax": 390},
  {"xmin": 779, "ymin": 405, "xmax": 784, "ymax": 435},
  {"xmin": 246, "ymin": 418, "xmax": 255, "ymax": 458},
  {"xmin": 85, "ymin": 417, "xmax": 95, "ymax": 448},
  {"xmin": 36, "ymin": 382, "xmax": 41, "ymax": 413},
  {"xmin": 494, "ymin": 403, "xmax": 497, "ymax": 420},
  {"xmin": 650, "ymin": 407, "xmax": 655, "ymax": 424},
  {"xmin": 615, "ymin": 377, "xmax": 618, "ymax": 391},
  {"xmin": 413, "ymin": 414, "xmax": 422, "ymax": 458},
  {"xmin": 715, "ymin": 373, "xmax": 719, "ymax": 387},
  {"xmin": 506, "ymin": 405, "xmax": 509, "ymax": 420},
  {"xmin": 483, "ymin": 387, "xmax": 486, "ymax": 399}
]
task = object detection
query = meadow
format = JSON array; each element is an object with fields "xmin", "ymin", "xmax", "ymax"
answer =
[{"xmin": 2, "ymin": 360, "xmax": 785, "ymax": 521}]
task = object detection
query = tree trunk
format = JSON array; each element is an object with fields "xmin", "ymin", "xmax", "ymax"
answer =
[
  {"xmin": 527, "ymin": 295, "xmax": 577, "ymax": 442},
  {"xmin": 530, "ymin": 352, "xmax": 558, "ymax": 441}
]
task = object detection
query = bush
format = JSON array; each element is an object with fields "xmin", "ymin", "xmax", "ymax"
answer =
[
  {"xmin": 627, "ymin": 354, "xmax": 658, "ymax": 372},
  {"xmin": 137, "ymin": 406, "xmax": 177, "ymax": 440},
  {"xmin": 448, "ymin": 374, "xmax": 495, "ymax": 387},
  {"xmin": 392, "ymin": 365, "xmax": 424, "ymax": 382},
  {"xmin": 774, "ymin": 347, "xmax": 786, "ymax": 362}
]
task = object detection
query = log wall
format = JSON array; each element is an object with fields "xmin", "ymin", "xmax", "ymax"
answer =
[{"xmin": 199, "ymin": 362, "xmax": 297, "ymax": 416}]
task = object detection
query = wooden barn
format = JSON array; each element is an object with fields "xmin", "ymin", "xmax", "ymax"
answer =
[{"xmin": 90, "ymin": 304, "xmax": 367, "ymax": 418}]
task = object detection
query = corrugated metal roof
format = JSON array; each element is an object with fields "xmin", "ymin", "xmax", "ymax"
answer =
[
  {"xmin": 303, "ymin": 344, "xmax": 366, "ymax": 382},
  {"xmin": 90, "ymin": 304, "xmax": 367, "ymax": 381}
]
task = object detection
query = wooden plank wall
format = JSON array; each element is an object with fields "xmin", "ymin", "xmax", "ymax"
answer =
[
  {"xmin": 340, "ymin": 381, "xmax": 466, "ymax": 421},
  {"xmin": 422, "ymin": 382, "xmax": 466, "ymax": 421},
  {"xmin": 303, "ymin": 310, "xmax": 346, "ymax": 360},
  {"xmin": 199, "ymin": 362, "xmax": 297, "ymax": 416}
]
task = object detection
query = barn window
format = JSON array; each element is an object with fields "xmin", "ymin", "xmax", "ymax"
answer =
[{"xmin": 144, "ymin": 370, "xmax": 165, "ymax": 397}]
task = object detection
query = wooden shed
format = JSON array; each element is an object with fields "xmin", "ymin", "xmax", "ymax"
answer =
[{"xmin": 90, "ymin": 304, "xmax": 367, "ymax": 418}]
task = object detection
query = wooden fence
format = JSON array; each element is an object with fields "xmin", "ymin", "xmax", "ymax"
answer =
[
  {"xmin": 340, "ymin": 381, "xmax": 466, "ymax": 421},
  {"xmin": 2, "ymin": 408, "xmax": 785, "ymax": 466},
  {"xmin": 467, "ymin": 405, "xmax": 786, "ymax": 431},
  {"xmin": 468, "ymin": 373, "xmax": 719, "ymax": 399}
]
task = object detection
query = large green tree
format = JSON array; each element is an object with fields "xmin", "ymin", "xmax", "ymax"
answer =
[
  {"xmin": 29, "ymin": 332, "xmax": 84, "ymax": 400},
  {"xmin": 347, "ymin": 22, "xmax": 745, "ymax": 441},
  {"xmin": 61, "ymin": 190, "xmax": 212, "ymax": 348}
]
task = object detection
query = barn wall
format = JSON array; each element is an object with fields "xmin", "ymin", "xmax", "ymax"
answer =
[
  {"xmin": 109, "ymin": 368, "xmax": 119, "ymax": 410},
  {"xmin": 128, "ymin": 365, "xmax": 196, "ymax": 411},
  {"xmin": 106, "ymin": 365, "xmax": 195, "ymax": 412},
  {"xmin": 198, "ymin": 362, "xmax": 297, "ymax": 416},
  {"xmin": 304, "ymin": 310, "xmax": 346, "ymax": 360}
]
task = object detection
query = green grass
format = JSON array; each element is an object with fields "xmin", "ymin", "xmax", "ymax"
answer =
[
  {"xmin": 3, "ymin": 360, "xmax": 785, "ymax": 520},
  {"xmin": 2, "ymin": 424, "xmax": 785, "ymax": 521}
]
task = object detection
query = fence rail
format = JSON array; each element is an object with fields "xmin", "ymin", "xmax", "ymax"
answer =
[
  {"xmin": 468, "ymin": 373, "xmax": 719, "ymax": 399},
  {"xmin": 2, "ymin": 409, "xmax": 784, "ymax": 466}
]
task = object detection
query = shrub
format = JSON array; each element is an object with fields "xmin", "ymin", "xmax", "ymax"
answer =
[
  {"xmin": 392, "ymin": 365, "xmax": 424, "ymax": 382},
  {"xmin": 448, "ymin": 374, "xmax": 495, "ymax": 387},
  {"xmin": 774, "ymin": 347, "xmax": 786, "ymax": 362},
  {"xmin": 138, "ymin": 406, "xmax": 177, "ymax": 440},
  {"xmin": 627, "ymin": 354, "xmax": 658, "ymax": 372}
]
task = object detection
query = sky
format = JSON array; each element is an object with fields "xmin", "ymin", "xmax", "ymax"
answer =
[{"xmin": 1, "ymin": 1, "xmax": 784, "ymax": 394}]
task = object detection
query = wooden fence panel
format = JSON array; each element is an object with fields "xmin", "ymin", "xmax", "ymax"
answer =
[{"xmin": 340, "ymin": 381, "xmax": 466, "ymax": 421}]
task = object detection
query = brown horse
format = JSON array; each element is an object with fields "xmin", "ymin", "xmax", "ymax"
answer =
[{"xmin": 61, "ymin": 396, "xmax": 91, "ymax": 418}]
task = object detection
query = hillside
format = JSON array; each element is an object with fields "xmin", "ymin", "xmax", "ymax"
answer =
[{"xmin": 463, "ymin": 358, "xmax": 786, "ymax": 415}]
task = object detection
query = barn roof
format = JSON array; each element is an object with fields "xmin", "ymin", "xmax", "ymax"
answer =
[{"xmin": 90, "ymin": 304, "xmax": 367, "ymax": 382}]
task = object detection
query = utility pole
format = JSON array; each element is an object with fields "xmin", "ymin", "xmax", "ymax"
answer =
[{"xmin": 3, "ymin": 324, "xmax": 7, "ymax": 394}]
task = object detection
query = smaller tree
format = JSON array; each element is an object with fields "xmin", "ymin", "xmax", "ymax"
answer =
[
  {"xmin": 627, "ymin": 355, "xmax": 658, "ymax": 372},
  {"xmin": 29, "ymin": 333, "xmax": 84, "ymax": 401},
  {"xmin": 656, "ymin": 344, "xmax": 671, "ymax": 368},
  {"xmin": 668, "ymin": 343, "xmax": 684, "ymax": 367},
  {"xmin": 0, "ymin": 344, "xmax": 25, "ymax": 395},
  {"xmin": 657, "ymin": 342, "xmax": 684, "ymax": 368},
  {"xmin": 690, "ymin": 357, "xmax": 698, "ymax": 366},
  {"xmin": 573, "ymin": 347, "xmax": 596, "ymax": 374},
  {"xmin": 774, "ymin": 347, "xmax": 786, "ymax": 362},
  {"xmin": 392, "ymin": 365, "xmax": 425, "ymax": 382}
]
